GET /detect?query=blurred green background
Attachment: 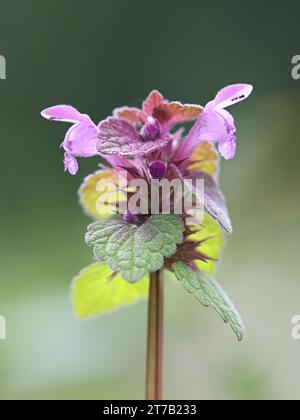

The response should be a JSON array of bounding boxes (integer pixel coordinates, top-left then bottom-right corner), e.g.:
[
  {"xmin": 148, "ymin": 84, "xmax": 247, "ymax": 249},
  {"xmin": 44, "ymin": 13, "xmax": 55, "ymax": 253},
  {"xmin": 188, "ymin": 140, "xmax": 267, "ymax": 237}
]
[{"xmin": 1, "ymin": 0, "xmax": 300, "ymax": 400}]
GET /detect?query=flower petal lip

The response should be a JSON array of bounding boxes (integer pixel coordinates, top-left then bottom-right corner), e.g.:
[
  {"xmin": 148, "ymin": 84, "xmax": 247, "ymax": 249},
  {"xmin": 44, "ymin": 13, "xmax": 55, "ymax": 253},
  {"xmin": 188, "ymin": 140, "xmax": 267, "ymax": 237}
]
[
  {"xmin": 64, "ymin": 153, "xmax": 79, "ymax": 175},
  {"xmin": 218, "ymin": 137, "xmax": 236, "ymax": 160},
  {"xmin": 63, "ymin": 122, "xmax": 99, "ymax": 157}
]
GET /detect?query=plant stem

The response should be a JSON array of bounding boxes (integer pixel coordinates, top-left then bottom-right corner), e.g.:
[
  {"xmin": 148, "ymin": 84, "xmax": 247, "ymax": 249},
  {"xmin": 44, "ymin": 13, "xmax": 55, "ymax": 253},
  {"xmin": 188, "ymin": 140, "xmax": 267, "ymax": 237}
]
[{"xmin": 145, "ymin": 270, "xmax": 164, "ymax": 400}]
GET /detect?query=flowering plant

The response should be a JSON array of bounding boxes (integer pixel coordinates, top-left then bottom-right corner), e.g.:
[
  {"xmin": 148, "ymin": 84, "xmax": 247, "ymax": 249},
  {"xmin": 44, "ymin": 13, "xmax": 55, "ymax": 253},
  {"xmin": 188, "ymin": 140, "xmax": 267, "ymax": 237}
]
[{"xmin": 42, "ymin": 84, "xmax": 253, "ymax": 399}]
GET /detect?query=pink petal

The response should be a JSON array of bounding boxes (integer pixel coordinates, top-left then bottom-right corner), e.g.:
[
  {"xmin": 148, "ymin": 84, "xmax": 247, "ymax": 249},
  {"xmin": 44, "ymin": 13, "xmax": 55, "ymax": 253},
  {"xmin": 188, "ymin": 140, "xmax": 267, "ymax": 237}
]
[
  {"xmin": 216, "ymin": 107, "xmax": 235, "ymax": 130},
  {"xmin": 64, "ymin": 153, "xmax": 78, "ymax": 175},
  {"xmin": 213, "ymin": 84, "xmax": 253, "ymax": 109},
  {"xmin": 102, "ymin": 154, "xmax": 131, "ymax": 168},
  {"xmin": 188, "ymin": 110, "xmax": 230, "ymax": 142},
  {"xmin": 171, "ymin": 127, "xmax": 185, "ymax": 148},
  {"xmin": 41, "ymin": 105, "xmax": 89, "ymax": 123},
  {"xmin": 174, "ymin": 109, "xmax": 231, "ymax": 161},
  {"xmin": 63, "ymin": 121, "xmax": 99, "ymax": 157},
  {"xmin": 142, "ymin": 90, "xmax": 165, "ymax": 115},
  {"xmin": 218, "ymin": 137, "xmax": 236, "ymax": 160}
]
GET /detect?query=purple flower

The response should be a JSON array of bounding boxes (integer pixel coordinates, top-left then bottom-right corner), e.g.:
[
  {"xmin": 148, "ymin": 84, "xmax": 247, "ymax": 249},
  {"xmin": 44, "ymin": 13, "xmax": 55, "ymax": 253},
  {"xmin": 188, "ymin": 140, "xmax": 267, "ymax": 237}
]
[
  {"xmin": 175, "ymin": 84, "xmax": 253, "ymax": 161},
  {"xmin": 41, "ymin": 105, "xmax": 99, "ymax": 175}
]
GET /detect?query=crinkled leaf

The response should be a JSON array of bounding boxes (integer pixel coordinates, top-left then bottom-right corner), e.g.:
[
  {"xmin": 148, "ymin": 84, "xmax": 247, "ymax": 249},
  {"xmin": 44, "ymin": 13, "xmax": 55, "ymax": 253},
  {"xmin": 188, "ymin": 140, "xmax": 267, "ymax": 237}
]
[
  {"xmin": 153, "ymin": 102, "xmax": 203, "ymax": 128},
  {"xmin": 172, "ymin": 262, "xmax": 245, "ymax": 341},
  {"xmin": 97, "ymin": 117, "xmax": 170, "ymax": 156},
  {"xmin": 86, "ymin": 214, "xmax": 184, "ymax": 283},
  {"xmin": 142, "ymin": 90, "xmax": 165, "ymax": 115},
  {"xmin": 187, "ymin": 215, "xmax": 224, "ymax": 273},
  {"xmin": 72, "ymin": 262, "xmax": 148, "ymax": 318},
  {"xmin": 142, "ymin": 90, "xmax": 202, "ymax": 128},
  {"xmin": 113, "ymin": 106, "xmax": 146, "ymax": 125},
  {"xmin": 97, "ymin": 117, "xmax": 139, "ymax": 154},
  {"xmin": 78, "ymin": 169, "xmax": 127, "ymax": 220}
]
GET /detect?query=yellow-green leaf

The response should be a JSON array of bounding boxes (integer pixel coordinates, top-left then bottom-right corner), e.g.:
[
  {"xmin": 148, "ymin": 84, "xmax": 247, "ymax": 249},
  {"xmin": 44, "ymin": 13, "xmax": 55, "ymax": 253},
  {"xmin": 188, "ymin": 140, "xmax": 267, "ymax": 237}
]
[
  {"xmin": 188, "ymin": 141, "xmax": 219, "ymax": 175},
  {"xmin": 78, "ymin": 169, "xmax": 126, "ymax": 220},
  {"xmin": 72, "ymin": 262, "xmax": 149, "ymax": 318},
  {"xmin": 187, "ymin": 215, "xmax": 223, "ymax": 273}
]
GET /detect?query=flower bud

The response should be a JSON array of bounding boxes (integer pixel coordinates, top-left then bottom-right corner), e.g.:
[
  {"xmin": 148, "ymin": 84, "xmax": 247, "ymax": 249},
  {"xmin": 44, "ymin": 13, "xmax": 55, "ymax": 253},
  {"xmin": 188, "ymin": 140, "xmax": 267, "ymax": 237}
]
[
  {"xmin": 140, "ymin": 117, "xmax": 160, "ymax": 141},
  {"xmin": 123, "ymin": 211, "xmax": 138, "ymax": 224},
  {"xmin": 149, "ymin": 160, "xmax": 167, "ymax": 179}
]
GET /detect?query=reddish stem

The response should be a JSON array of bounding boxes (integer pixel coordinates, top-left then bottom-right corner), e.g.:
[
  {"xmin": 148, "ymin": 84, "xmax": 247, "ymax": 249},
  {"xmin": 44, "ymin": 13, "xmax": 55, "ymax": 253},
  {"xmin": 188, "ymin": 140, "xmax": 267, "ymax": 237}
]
[{"xmin": 145, "ymin": 270, "xmax": 164, "ymax": 400}]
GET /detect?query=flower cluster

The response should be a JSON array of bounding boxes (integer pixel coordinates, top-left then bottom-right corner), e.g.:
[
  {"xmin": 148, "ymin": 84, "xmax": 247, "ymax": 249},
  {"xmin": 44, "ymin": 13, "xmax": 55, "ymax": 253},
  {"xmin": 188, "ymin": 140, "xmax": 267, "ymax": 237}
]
[{"xmin": 41, "ymin": 84, "xmax": 252, "ymax": 339}]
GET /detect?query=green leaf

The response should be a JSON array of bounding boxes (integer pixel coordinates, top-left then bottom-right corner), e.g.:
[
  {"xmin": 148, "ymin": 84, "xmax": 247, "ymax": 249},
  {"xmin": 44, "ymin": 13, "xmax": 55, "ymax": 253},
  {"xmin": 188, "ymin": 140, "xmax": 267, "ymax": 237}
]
[
  {"xmin": 71, "ymin": 262, "xmax": 149, "ymax": 318},
  {"xmin": 172, "ymin": 261, "xmax": 245, "ymax": 341},
  {"xmin": 85, "ymin": 214, "xmax": 184, "ymax": 283}
]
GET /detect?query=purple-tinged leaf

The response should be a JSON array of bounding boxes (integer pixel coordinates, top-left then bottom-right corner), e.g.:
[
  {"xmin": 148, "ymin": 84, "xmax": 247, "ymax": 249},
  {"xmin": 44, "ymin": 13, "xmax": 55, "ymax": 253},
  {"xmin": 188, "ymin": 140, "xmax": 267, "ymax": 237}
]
[
  {"xmin": 97, "ymin": 117, "xmax": 170, "ymax": 156},
  {"xmin": 112, "ymin": 106, "xmax": 146, "ymax": 125},
  {"xmin": 142, "ymin": 90, "xmax": 165, "ymax": 115}
]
